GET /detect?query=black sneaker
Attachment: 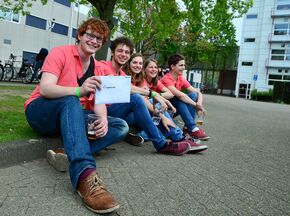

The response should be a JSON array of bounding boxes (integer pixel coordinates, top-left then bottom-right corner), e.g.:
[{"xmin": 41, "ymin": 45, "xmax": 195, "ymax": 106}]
[{"xmin": 124, "ymin": 133, "xmax": 144, "ymax": 146}]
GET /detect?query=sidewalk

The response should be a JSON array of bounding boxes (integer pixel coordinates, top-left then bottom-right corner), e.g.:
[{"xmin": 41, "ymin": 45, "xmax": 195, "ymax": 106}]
[{"xmin": 0, "ymin": 94, "xmax": 290, "ymax": 215}]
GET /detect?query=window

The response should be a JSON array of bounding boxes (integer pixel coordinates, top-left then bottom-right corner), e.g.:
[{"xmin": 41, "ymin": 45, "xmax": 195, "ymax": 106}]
[
  {"xmin": 278, "ymin": 69, "xmax": 283, "ymax": 73},
  {"xmin": 244, "ymin": 38, "xmax": 255, "ymax": 42},
  {"xmin": 271, "ymin": 49, "xmax": 285, "ymax": 60},
  {"xmin": 274, "ymin": 23, "xmax": 289, "ymax": 35},
  {"xmin": 242, "ymin": 62, "xmax": 253, "ymax": 66},
  {"xmin": 271, "ymin": 49, "xmax": 290, "ymax": 60},
  {"xmin": 72, "ymin": 28, "xmax": 77, "ymax": 38},
  {"xmin": 51, "ymin": 22, "xmax": 68, "ymax": 36},
  {"xmin": 26, "ymin": 15, "xmax": 46, "ymax": 30},
  {"xmin": 22, "ymin": 51, "xmax": 37, "ymax": 65},
  {"xmin": 277, "ymin": 0, "xmax": 290, "ymax": 10},
  {"xmin": 246, "ymin": 14, "xmax": 257, "ymax": 19},
  {"xmin": 0, "ymin": 7, "xmax": 20, "ymax": 23},
  {"xmin": 54, "ymin": 0, "xmax": 71, "ymax": 7},
  {"xmin": 284, "ymin": 75, "xmax": 290, "ymax": 80},
  {"xmin": 269, "ymin": 74, "xmax": 283, "ymax": 80},
  {"xmin": 268, "ymin": 80, "xmax": 274, "ymax": 85}
]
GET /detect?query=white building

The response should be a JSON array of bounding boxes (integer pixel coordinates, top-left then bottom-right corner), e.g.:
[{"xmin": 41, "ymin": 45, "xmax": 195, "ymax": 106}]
[
  {"xmin": 0, "ymin": 0, "xmax": 88, "ymax": 65},
  {"xmin": 235, "ymin": 0, "xmax": 290, "ymax": 99}
]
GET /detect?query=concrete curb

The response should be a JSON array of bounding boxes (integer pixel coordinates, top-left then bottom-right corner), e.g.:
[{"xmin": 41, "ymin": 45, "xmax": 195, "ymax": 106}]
[{"xmin": 0, "ymin": 136, "xmax": 62, "ymax": 168}]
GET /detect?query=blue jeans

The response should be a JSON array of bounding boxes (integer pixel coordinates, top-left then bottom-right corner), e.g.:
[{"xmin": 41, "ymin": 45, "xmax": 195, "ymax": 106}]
[
  {"xmin": 170, "ymin": 92, "xmax": 198, "ymax": 132},
  {"xmin": 25, "ymin": 96, "xmax": 128, "ymax": 189},
  {"xmin": 106, "ymin": 94, "xmax": 167, "ymax": 150},
  {"xmin": 139, "ymin": 102, "xmax": 184, "ymax": 142}
]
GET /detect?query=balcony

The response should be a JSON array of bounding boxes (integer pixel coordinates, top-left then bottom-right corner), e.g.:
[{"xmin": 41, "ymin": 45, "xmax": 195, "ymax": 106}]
[
  {"xmin": 271, "ymin": 8, "xmax": 290, "ymax": 18},
  {"xmin": 268, "ymin": 33, "xmax": 290, "ymax": 42},
  {"xmin": 265, "ymin": 58, "xmax": 290, "ymax": 68}
]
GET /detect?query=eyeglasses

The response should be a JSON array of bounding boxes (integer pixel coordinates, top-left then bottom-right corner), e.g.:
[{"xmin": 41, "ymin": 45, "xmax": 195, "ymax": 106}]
[{"xmin": 84, "ymin": 32, "xmax": 103, "ymax": 43}]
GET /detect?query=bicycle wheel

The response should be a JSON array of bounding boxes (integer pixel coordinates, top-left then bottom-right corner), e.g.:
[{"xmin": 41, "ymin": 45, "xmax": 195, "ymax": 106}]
[
  {"xmin": 3, "ymin": 66, "xmax": 14, "ymax": 81},
  {"xmin": 0, "ymin": 64, "xmax": 4, "ymax": 81},
  {"xmin": 23, "ymin": 67, "xmax": 33, "ymax": 83}
]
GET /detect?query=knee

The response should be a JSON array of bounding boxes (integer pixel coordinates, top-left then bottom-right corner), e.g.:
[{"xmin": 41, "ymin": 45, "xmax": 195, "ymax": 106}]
[
  {"xmin": 109, "ymin": 117, "xmax": 129, "ymax": 139},
  {"xmin": 62, "ymin": 96, "xmax": 81, "ymax": 107},
  {"xmin": 130, "ymin": 94, "xmax": 146, "ymax": 107},
  {"xmin": 188, "ymin": 92, "xmax": 198, "ymax": 101}
]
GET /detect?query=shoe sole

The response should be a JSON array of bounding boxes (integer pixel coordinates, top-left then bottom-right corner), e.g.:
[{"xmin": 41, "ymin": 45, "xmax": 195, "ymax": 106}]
[
  {"xmin": 77, "ymin": 190, "xmax": 120, "ymax": 214},
  {"xmin": 198, "ymin": 136, "xmax": 210, "ymax": 141},
  {"xmin": 124, "ymin": 133, "xmax": 144, "ymax": 146},
  {"xmin": 188, "ymin": 145, "xmax": 208, "ymax": 153},
  {"xmin": 46, "ymin": 150, "xmax": 68, "ymax": 172}
]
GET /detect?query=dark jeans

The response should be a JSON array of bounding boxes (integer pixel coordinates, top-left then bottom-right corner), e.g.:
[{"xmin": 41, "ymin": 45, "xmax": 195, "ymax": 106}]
[
  {"xmin": 170, "ymin": 92, "xmax": 198, "ymax": 132},
  {"xmin": 107, "ymin": 94, "xmax": 167, "ymax": 150},
  {"xmin": 25, "ymin": 96, "xmax": 128, "ymax": 188}
]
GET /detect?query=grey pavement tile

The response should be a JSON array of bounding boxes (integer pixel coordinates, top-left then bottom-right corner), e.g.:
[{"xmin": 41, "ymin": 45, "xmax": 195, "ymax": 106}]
[{"xmin": 0, "ymin": 196, "xmax": 30, "ymax": 216}]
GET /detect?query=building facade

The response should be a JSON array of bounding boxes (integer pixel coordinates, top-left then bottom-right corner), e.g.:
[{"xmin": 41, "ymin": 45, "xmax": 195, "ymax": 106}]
[
  {"xmin": 235, "ymin": 0, "xmax": 290, "ymax": 99},
  {"xmin": 0, "ymin": 0, "xmax": 87, "ymax": 65}
]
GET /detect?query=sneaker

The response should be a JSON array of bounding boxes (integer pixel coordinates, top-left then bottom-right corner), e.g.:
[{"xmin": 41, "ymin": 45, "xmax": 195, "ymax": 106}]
[
  {"xmin": 185, "ymin": 134, "xmax": 202, "ymax": 144},
  {"xmin": 188, "ymin": 129, "xmax": 210, "ymax": 141},
  {"xmin": 157, "ymin": 140, "xmax": 190, "ymax": 156},
  {"xmin": 184, "ymin": 139, "xmax": 208, "ymax": 153},
  {"xmin": 124, "ymin": 132, "xmax": 144, "ymax": 146},
  {"xmin": 46, "ymin": 149, "xmax": 68, "ymax": 172},
  {"xmin": 77, "ymin": 171, "xmax": 120, "ymax": 214}
]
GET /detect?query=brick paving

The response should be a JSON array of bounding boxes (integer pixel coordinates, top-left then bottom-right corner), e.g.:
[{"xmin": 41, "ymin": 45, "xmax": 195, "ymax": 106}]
[{"xmin": 0, "ymin": 94, "xmax": 289, "ymax": 216}]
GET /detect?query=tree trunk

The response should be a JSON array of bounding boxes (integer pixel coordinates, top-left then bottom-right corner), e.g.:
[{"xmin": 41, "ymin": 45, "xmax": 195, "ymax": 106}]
[{"xmin": 89, "ymin": 0, "xmax": 117, "ymax": 60}]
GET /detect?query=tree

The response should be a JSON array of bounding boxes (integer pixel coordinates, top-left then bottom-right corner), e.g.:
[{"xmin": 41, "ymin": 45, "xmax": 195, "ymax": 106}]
[{"xmin": 114, "ymin": 0, "xmax": 182, "ymax": 58}]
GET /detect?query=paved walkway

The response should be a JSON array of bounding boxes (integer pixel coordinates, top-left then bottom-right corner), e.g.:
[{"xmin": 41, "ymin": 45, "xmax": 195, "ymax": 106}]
[{"xmin": 0, "ymin": 95, "xmax": 289, "ymax": 216}]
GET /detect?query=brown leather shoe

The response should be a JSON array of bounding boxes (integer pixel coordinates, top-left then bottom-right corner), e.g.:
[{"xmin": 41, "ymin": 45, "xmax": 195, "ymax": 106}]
[{"xmin": 77, "ymin": 171, "xmax": 120, "ymax": 214}]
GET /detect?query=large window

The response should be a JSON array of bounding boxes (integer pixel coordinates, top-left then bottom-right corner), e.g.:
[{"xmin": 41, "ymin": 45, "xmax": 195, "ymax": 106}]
[
  {"xmin": 271, "ymin": 47, "xmax": 290, "ymax": 60},
  {"xmin": 51, "ymin": 22, "xmax": 69, "ymax": 36},
  {"xmin": 0, "ymin": 7, "xmax": 20, "ymax": 23},
  {"xmin": 26, "ymin": 15, "xmax": 46, "ymax": 30},
  {"xmin": 54, "ymin": 0, "xmax": 71, "ymax": 7},
  {"xmin": 22, "ymin": 51, "xmax": 37, "ymax": 65},
  {"xmin": 268, "ymin": 73, "xmax": 290, "ymax": 85},
  {"xmin": 274, "ymin": 23, "xmax": 289, "ymax": 35},
  {"xmin": 277, "ymin": 0, "xmax": 290, "ymax": 10}
]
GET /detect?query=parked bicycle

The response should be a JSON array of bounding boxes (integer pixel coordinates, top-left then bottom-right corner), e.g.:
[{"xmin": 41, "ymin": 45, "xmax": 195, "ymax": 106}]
[
  {"xmin": 0, "ymin": 60, "xmax": 4, "ymax": 81},
  {"xmin": 3, "ymin": 54, "xmax": 33, "ymax": 83}
]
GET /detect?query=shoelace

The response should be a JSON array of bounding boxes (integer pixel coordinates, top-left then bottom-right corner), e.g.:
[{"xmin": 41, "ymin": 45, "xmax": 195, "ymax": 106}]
[{"xmin": 88, "ymin": 175, "xmax": 105, "ymax": 195}]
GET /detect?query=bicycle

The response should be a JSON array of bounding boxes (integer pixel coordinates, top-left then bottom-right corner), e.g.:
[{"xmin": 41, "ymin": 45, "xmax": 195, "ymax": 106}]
[
  {"xmin": 0, "ymin": 60, "xmax": 4, "ymax": 81},
  {"xmin": 3, "ymin": 54, "xmax": 34, "ymax": 83}
]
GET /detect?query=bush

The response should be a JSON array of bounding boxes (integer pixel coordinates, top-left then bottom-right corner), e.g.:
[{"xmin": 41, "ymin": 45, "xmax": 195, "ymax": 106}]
[{"xmin": 251, "ymin": 89, "xmax": 273, "ymax": 102}]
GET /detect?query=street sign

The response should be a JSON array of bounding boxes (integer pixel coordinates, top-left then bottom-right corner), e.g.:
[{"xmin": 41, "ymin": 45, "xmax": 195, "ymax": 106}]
[{"xmin": 253, "ymin": 74, "xmax": 258, "ymax": 81}]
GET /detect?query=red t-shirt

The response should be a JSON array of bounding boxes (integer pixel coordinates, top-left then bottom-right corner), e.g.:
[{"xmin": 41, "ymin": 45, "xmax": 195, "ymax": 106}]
[
  {"xmin": 160, "ymin": 72, "xmax": 190, "ymax": 91},
  {"xmin": 24, "ymin": 45, "xmax": 105, "ymax": 110},
  {"xmin": 146, "ymin": 80, "xmax": 165, "ymax": 93},
  {"xmin": 97, "ymin": 61, "xmax": 127, "ymax": 76}
]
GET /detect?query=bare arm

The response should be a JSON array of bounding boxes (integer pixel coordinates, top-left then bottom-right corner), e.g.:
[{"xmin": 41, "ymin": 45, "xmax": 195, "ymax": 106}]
[
  {"xmin": 187, "ymin": 86, "xmax": 203, "ymax": 106},
  {"xmin": 167, "ymin": 85, "xmax": 197, "ymax": 107},
  {"xmin": 131, "ymin": 85, "xmax": 168, "ymax": 111},
  {"xmin": 92, "ymin": 104, "xmax": 108, "ymax": 138},
  {"xmin": 160, "ymin": 86, "xmax": 174, "ymax": 99},
  {"xmin": 40, "ymin": 72, "xmax": 102, "ymax": 98}
]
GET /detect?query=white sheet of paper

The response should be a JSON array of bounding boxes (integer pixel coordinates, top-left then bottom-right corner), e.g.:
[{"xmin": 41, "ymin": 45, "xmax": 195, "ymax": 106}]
[{"xmin": 94, "ymin": 76, "xmax": 131, "ymax": 104}]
